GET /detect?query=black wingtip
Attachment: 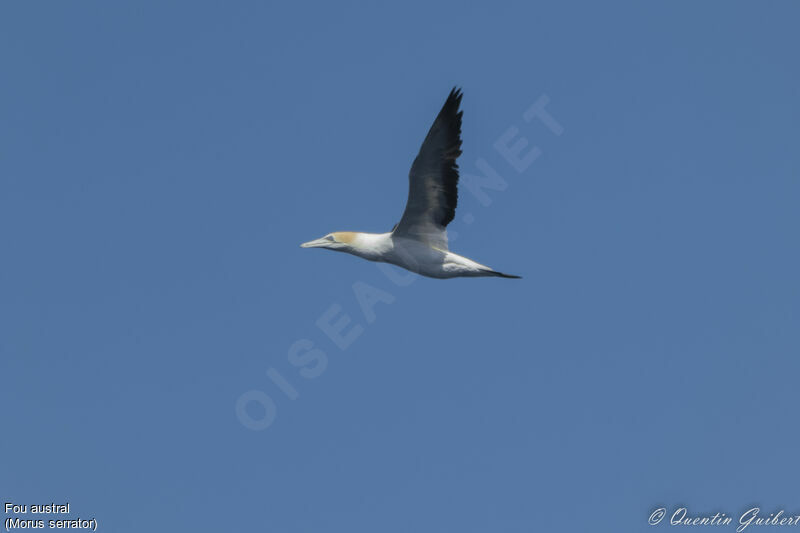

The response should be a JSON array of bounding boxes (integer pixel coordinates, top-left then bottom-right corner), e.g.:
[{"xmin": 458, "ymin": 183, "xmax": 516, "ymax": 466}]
[{"xmin": 448, "ymin": 86, "xmax": 463, "ymax": 104}]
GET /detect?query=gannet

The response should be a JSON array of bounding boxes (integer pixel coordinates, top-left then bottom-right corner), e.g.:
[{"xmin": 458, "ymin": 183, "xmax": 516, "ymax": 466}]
[{"xmin": 301, "ymin": 88, "xmax": 521, "ymax": 279}]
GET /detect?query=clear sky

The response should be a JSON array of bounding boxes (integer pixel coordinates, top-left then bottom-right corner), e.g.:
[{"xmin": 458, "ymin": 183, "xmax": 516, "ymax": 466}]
[{"xmin": 1, "ymin": 1, "xmax": 798, "ymax": 532}]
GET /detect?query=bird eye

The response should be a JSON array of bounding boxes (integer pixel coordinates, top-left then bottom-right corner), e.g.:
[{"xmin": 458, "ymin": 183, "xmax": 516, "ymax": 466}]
[{"xmin": 326, "ymin": 235, "xmax": 336, "ymax": 241}]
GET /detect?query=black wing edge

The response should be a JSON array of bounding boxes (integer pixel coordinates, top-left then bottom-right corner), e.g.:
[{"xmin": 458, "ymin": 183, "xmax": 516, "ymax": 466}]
[
  {"xmin": 433, "ymin": 87, "xmax": 463, "ymax": 228},
  {"xmin": 405, "ymin": 87, "xmax": 463, "ymax": 230}
]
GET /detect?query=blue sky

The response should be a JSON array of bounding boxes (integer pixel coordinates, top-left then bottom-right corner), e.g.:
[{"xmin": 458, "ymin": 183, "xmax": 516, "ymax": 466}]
[{"xmin": 1, "ymin": 1, "xmax": 798, "ymax": 531}]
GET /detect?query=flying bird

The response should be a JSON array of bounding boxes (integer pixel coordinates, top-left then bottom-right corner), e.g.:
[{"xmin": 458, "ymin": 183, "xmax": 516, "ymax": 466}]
[{"xmin": 301, "ymin": 88, "xmax": 520, "ymax": 279}]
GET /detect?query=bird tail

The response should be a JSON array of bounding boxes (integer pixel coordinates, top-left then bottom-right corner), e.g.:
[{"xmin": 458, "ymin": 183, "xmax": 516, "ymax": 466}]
[{"xmin": 481, "ymin": 269, "xmax": 522, "ymax": 279}]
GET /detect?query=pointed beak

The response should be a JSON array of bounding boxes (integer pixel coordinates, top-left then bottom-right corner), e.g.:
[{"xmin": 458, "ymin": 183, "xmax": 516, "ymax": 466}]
[{"xmin": 300, "ymin": 237, "xmax": 328, "ymax": 248}]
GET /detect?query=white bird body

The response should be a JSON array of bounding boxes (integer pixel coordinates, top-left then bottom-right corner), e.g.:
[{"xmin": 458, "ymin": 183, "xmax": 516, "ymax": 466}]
[
  {"xmin": 301, "ymin": 88, "xmax": 520, "ymax": 280},
  {"xmin": 301, "ymin": 231, "xmax": 505, "ymax": 279}
]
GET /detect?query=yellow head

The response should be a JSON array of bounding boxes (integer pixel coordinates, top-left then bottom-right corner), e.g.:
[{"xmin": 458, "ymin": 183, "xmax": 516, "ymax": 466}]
[{"xmin": 300, "ymin": 232, "xmax": 357, "ymax": 250}]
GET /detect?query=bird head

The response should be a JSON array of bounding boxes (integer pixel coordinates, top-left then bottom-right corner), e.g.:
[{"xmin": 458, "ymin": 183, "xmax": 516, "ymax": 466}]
[{"xmin": 300, "ymin": 231, "xmax": 357, "ymax": 251}]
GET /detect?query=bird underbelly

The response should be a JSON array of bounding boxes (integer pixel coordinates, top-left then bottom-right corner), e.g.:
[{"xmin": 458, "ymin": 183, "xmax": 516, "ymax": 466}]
[
  {"xmin": 383, "ymin": 240, "xmax": 486, "ymax": 279},
  {"xmin": 380, "ymin": 240, "xmax": 444, "ymax": 278}
]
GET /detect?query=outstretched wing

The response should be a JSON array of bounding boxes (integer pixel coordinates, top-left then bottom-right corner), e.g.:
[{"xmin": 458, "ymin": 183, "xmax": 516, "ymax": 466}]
[{"xmin": 392, "ymin": 88, "xmax": 463, "ymax": 250}]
